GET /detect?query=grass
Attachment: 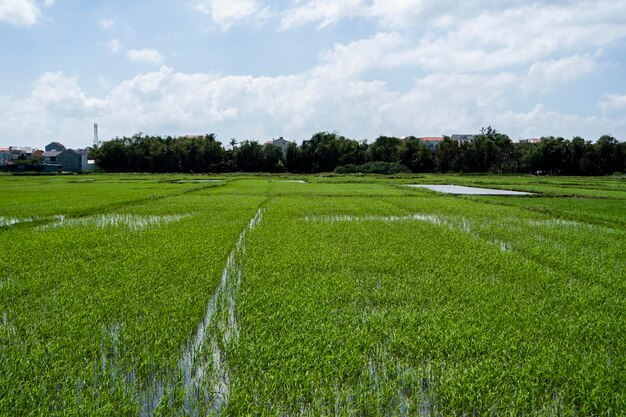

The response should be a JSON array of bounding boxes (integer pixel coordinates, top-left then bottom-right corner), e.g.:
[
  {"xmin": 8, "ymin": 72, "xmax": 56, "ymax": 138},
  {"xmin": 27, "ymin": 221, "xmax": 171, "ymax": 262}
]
[{"xmin": 1, "ymin": 174, "xmax": 625, "ymax": 415}]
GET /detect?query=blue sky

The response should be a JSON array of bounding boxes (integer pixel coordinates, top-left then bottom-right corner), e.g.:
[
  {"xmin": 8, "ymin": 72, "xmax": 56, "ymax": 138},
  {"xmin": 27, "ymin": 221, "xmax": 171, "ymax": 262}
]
[{"xmin": 1, "ymin": 0, "xmax": 625, "ymax": 149}]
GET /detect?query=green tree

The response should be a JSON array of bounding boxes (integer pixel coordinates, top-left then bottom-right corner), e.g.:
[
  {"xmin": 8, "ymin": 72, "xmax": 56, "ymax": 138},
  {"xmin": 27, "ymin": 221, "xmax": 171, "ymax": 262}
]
[
  {"xmin": 263, "ymin": 145, "xmax": 285, "ymax": 173},
  {"xmin": 595, "ymin": 135, "xmax": 623, "ymax": 175},
  {"xmin": 367, "ymin": 136, "xmax": 401, "ymax": 163},
  {"xmin": 435, "ymin": 137, "xmax": 461, "ymax": 172},
  {"xmin": 234, "ymin": 141, "xmax": 264, "ymax": 172},
  {"xmin": 397, "ymin": 137, "xmax": 434, "ymax": 172}
]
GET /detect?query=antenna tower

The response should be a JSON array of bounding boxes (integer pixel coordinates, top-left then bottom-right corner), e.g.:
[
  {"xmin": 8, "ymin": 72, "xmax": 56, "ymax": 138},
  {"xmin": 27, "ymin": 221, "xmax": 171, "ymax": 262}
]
[{"xmin": 94, "ymin": 123, "xmax": 100, "ymax": 147}]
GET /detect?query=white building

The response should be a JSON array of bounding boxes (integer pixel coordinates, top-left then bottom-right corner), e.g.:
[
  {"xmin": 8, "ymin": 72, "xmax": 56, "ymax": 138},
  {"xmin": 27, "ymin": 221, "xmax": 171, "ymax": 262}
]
[{"xmin": 264, "ymin": 137, "xmax": 291, "ymax": 156}]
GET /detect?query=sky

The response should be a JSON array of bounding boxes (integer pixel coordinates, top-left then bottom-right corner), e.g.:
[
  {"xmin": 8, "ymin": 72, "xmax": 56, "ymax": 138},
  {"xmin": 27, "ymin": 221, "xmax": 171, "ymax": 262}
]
[{"xmin": 1, "ymin": 0, "xmax": 625, "ymax": 149}]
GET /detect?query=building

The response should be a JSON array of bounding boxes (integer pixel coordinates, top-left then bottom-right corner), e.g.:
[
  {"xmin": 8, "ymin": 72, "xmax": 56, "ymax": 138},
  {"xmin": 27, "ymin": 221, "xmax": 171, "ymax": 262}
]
[
  {"xmin": 418, "ymin": 137, "xmax": 445, "ymax": 150},
  {"xmin": 43, "ymin": 164, "xmax": 62, "ymax": 173},
  {"xmin": 0, "ymin": 142, "xmax": 96, "ymax": 172},
  {"xmin": 399, "ymin": 136, "xmax": 445, "ymax": 150},
  {"xmin": 7, "ymin": 146, "xmax": 33, "ymax": 160},
  {"xmin": 45, "ymin": 142, "xmax": 66, "ymax": 152},
  {"xmin": 32, "ymin": 149, "xmax": 44, "ymax": 160},
  {"xmin": 44, "ymin": 151, "xmax": 62, "ymax": 164},
  {"xmin": 264, "ymin": 137, "xmax": 291, "ymax": 156},
  {"xmin": 451, "ymin": 134, "xmax": 475, "ymax": 144},
  {"xmin": 43, "ymin": 148, "xmax": 95, "ymax": 172},
  {"xmin": 57, "ymin": 149, "xmax": 90, "ymax": 173},
  {"xmin": 0, "ymin": 147, "xmax": 10, "ymax": 165},
  {"xmin": 520, "ymin": 138, "xmax": 542, "ymax": 144}
]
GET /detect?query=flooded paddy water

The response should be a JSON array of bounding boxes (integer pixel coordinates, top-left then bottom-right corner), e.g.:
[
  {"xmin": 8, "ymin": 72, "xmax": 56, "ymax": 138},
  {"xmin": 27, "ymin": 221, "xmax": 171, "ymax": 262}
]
[
  {"xmin": 407, "ymin": 184, "xmax": 533, "ymax": 195},
  {"xmin": 0, "ymin": 216, "xmax": 33, "ymax": 227},
  {"xmin": 173, "ymin": 179, "xmax": 222, "ymax": 183},
  {"xmin": 38, "ymin": 214, "xmax": 190, "ymax": 231}
]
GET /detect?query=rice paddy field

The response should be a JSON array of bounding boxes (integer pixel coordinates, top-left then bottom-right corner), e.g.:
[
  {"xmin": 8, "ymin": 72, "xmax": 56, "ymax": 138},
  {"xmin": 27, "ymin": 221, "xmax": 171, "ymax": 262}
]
[{"xmin": 1, "ymin": 173, "xmax": 625, "ymax": 416}]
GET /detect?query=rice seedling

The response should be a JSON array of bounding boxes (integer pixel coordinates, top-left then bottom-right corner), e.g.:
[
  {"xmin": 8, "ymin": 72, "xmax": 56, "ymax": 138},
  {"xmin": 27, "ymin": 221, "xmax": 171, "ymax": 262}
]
[{"xmin": 1, "ymin": 174, "xmax": 625, "ymax": 415}]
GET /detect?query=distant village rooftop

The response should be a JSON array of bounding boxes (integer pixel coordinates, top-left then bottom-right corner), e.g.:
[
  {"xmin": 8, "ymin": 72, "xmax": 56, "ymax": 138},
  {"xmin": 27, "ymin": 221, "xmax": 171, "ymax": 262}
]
[{"xmin": 264, "ymin": 137, "xmax": 291, "ymax": 155}]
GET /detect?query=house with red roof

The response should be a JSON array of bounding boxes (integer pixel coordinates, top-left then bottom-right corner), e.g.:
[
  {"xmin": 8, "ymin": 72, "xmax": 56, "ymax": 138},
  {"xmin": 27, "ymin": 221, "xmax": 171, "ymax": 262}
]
[{"xmin": 418, "ymin": 137, "xmax": 445, "ymax": 150}]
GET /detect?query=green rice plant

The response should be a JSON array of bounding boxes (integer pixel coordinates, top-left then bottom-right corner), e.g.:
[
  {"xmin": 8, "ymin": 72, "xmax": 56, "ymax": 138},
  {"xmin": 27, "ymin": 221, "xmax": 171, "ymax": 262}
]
[
  {"xmin": 227, "ymin": 188, "xmax": 626, "ymax": 415},
  {"xmin": 1, "ymin": 174, "xmax": 625, "ymax": 415},
  {"xmin": 0, "ymin": 182, "xmax": 265, "ymax": 414}
]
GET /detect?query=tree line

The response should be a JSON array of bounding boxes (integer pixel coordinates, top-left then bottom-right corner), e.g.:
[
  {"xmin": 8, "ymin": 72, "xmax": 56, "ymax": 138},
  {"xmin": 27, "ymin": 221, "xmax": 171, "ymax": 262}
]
[{"xmin": 91, "ymin": 128, "xmax": 626, "ymax": 175}]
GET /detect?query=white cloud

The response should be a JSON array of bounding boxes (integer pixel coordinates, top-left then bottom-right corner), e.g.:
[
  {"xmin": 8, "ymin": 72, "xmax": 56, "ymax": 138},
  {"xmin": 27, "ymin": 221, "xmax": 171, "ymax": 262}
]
[
  {"xmin": 106, "ymin": 39, "xmax": 122, "ymax": 54},
  {"xmin": 95, "ymin": 64, "xmax": 617, "ymax": 142},
  {"xmin": 1, "ymin": 60, "xmax": 623, "ymax": 150},
  {"xmin": 99, "ymin": 18, "xmax": 115, "ymax": 29},
  {"xmin": 492, "ymin": 104, "xmax": 618, "ymax": 140},
  {"xmin": 126, "ymin": 49, "xmax": 164, "ymax": 65},
  {"xmin": 524, "ymin": 55, "xmax": 595, "ymax": 92},
  {"xmin": 385, "ymin": 2, "xmax": 626, "ymax": 72},
  {"xmin": 599, "ymin": 94, "xmax": 626, "ymax": 112},
  {"xmin": 43, "ymin": 0, "xmax": 53, "ymax": 6},
  {"xmin": 3, "ymin": 0, "xmax": 626, "ymax": 148},
  {"xmin": 280, "ymin": 0, "xmax": 365, "ymax": 30},
  {"xmin": 195, "ymin": 0, "xmax": 266, "ymax": 30},
  {"xmin": 315, "ymin": 32, "xmax": 406, "ymax": 77},
  {"xmin": 0, "ymin": 0, "xmax": 40, "ymax": 26},
  {"xmin": 279, "ymin": 0, "xmax": 626, "ymax": 34},
  {"xmin": 30, "ymin": 72, "xmax": 105, "ymax": 117},
  {"xmin": 0, "ymin": 72, "xmax": 104, "ymax": 143},
  {"xmin": 368, "ymin": 0, "xmax": 424, "ymax": 27},
  {"xmin": 276, "ymin": 1, "xmax": 626, "ymax": 77}
]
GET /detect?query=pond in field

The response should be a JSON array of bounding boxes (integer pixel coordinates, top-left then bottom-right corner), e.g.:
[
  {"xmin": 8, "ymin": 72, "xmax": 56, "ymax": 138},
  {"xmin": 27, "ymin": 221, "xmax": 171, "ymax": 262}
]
[
  {"xmin": 174, "ymin": 179, "xmax": 222, "ymax": 183},
  {"xmin": 407, "ymin": 184, "xmax": 533, "ymax": 196}
]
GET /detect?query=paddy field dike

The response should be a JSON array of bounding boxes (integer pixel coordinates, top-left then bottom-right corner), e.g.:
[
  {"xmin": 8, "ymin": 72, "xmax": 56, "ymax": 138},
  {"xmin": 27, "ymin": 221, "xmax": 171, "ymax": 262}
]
[{"xmin": 1, "ymin": 174, "xmax": 625, "ymax": 416}]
